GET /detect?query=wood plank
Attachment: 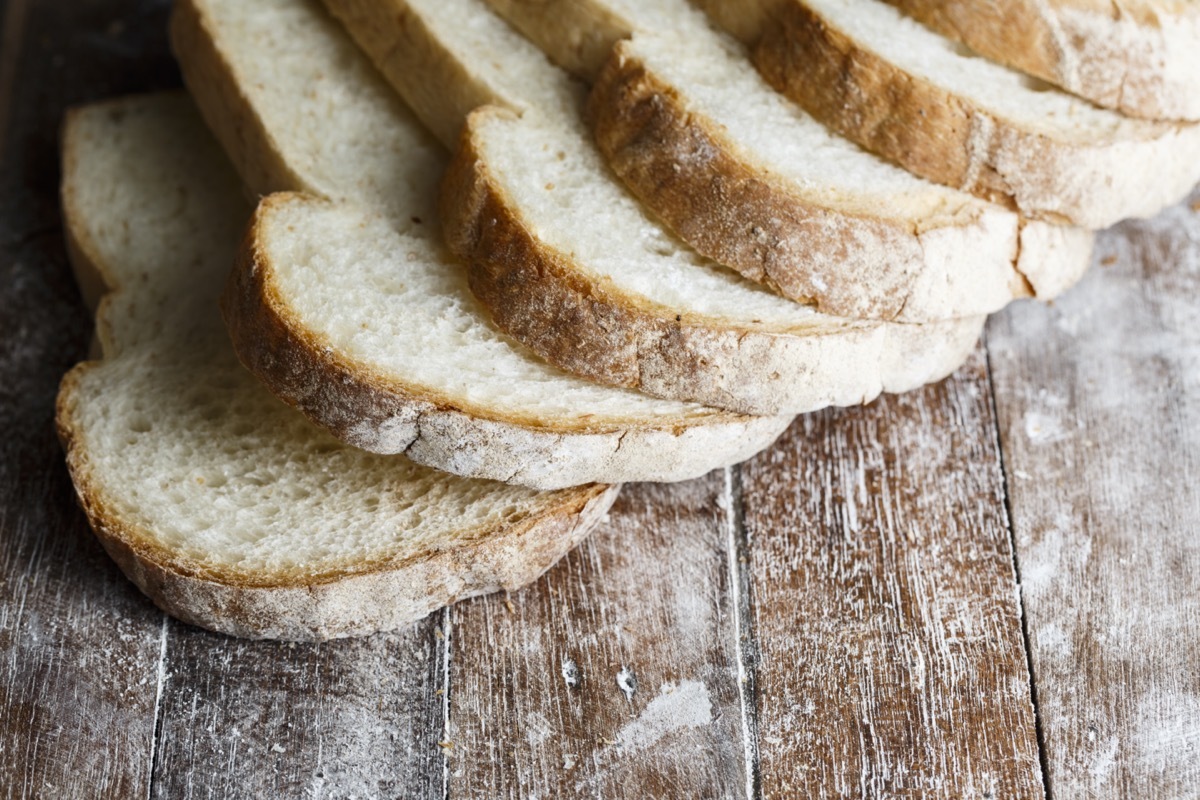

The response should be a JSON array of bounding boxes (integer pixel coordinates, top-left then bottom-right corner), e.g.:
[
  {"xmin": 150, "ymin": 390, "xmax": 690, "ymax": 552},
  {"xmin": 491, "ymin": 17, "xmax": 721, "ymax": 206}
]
[
  {"xmin": 445, "ymin": 475, "xmax": 753, "ymax": 799},
  {"xmin": 987, "ymin": 191, "xmax": 1200, "ymax": 798},
  {"xmin": 0, "ymin": 2, "xmax": 179, "ymax": 798},
  {"xmin": 739, "ymin": 350, "xmax": 1044, "ymax": 799},
  {"xmin": 149, "ymin": 622, "xmax": 443, "ymax": 799}
]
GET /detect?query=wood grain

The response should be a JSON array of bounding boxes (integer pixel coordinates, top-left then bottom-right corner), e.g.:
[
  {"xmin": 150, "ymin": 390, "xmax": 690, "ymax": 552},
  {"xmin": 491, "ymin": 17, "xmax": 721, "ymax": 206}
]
[
  {"xmin": 739, "ymin": 350, "xmax": 1044, "ymax": 799},
  {"xmin": 445, "ymin": 475, "xmax": 753, "ymax": 799},
  {"xmin": 150, "ymin": 621, "xmax": 443, "ymax": 799},
  {"xmin": 988, "ymin": 189, "xmax": 1200, "ymax": 798},
  {"xmin": 0, "ymin": 2, "xmax": 177, "ymax": 798}
]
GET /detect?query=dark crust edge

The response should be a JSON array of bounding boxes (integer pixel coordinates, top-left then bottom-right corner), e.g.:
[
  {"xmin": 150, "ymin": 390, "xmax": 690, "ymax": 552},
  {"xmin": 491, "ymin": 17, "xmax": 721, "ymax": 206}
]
[
  {"xmin": 590, "ymin": 40, "xmax": 947, "ymax": 320},
  {"xmin": 880, "ymin": 0, "xmax": 1200, "ymax": 121},
  {"xmin": 755, "ymin": 0, "xmax": 1016, "ymax": 205}
]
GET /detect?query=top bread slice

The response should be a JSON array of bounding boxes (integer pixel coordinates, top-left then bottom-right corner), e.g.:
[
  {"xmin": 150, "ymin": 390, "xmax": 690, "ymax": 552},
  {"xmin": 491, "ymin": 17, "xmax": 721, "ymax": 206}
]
[
  {"xmin": 323, "ymin": 0, "xmax": 986, "ymax": 416},
  {"xmin": 735, "ymin": 0, "xmax": 1200, "ymax": 229},
  {"xmin": 479, "ymin": 0, "xmax": 1093, "ymax": 322},
  {"xmin": 170, "ymin": 0, "xmax": 791, "ymax": 491},
  {"xmin": 57, "ymin": 92, "xmax": 620, "ymax": 641},
  {"xmin": 880, "ymin": 0, "xmax": 1200, "ymax": 122}
]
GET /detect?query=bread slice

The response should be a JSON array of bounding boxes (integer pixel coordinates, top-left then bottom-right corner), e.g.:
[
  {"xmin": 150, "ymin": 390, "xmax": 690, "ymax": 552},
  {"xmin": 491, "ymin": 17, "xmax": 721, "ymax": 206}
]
[
  {"xmin": 320, "ymin": 0, "xmax": 985, "ymax": 415},
  {"xmin": 57, "ymin": 92, "xmax": 620, "ymax": 641},
  {"xmin": 880, "ymin": 0, "xmax": 1200, "ymax": 122},
  {"xmin": 479, "ymin": 0, "xmax": 1093, "ymax": 322},
  {"xmin": 739, "ymin": 0, "xmax": 1200, "ymax": 229},
  {"xmin": 170, "ymin": 0, "xmax": 790, "ymax": 490}
]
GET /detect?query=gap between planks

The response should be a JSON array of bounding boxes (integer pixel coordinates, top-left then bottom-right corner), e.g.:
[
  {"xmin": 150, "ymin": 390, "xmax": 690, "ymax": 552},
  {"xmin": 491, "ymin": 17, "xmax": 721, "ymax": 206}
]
[
  {"xmin": 983, "ymin": 330, "xmax": 1054, "ymax": 800},
  {"xmin": 723, "ymin": 465, "xmax": 762, "ymax": 800}
]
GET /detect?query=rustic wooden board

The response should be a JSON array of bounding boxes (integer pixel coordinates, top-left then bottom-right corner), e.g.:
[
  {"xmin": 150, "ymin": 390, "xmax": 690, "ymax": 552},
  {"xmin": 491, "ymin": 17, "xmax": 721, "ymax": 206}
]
[
  {"xmin": 988, "ymin": 191, "xmax": 1200, "ymax": 799},
  {"xmin": 150, "ymin": 621, "xmax": 443, "ymax": 799},
  {"xmin": 739, "ymin": 349, "xmax": 1044, "ymax": 799},
  {"xmin": 0, "ymin": 2, "xmax": 177, "ymax": 798},
  {"xmin": 445, "ymin": 475, "xmax": 754, "ymax": 799}
]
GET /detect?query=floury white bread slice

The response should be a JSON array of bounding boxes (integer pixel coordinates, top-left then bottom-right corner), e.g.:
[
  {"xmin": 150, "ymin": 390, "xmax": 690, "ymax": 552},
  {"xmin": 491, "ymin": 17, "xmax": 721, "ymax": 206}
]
[
  {"xmin": 57, "ymin": 93, "xmax": 619, "ymax": 641},
  {"xmin": 170, "ymin": 0, "xmax": 791, "ymax": 490},
  {"xmin": 442, "ymin": 106, "xmax": 984, "ymax": 415},
  {"xmin": 322, "ymin": 0, "xmax": 985, "ymax": 415},
  {"xmin": 880, "ymin": 0, "xmax": 1200, "ymax": 122},
  {"xmin": 743, "ymin": 0, "xmax": 1200, "ymax": 229},
  {"xmin": 481, "ymin": 0, "xmax": 1093, "ymax": 322}
]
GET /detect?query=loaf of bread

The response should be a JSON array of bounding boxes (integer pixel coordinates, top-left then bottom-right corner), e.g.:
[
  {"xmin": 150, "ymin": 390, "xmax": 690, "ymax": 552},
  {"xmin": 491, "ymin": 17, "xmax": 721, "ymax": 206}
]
[
  {"xmin": 321, "ymin": 0, "xmax": 986, "ymax": 417},
  {"xmin": 58, "ymin": 0, "xmax": 1196, "ymax": 640},
  {"xmin": 57, "ymin": 93, "xmax": 619, "ymax": 640},
  {"xmin": 171, "ymin": 0, "xmax": 791, "ymax": 490},
  {"xmin": 479, "ymin": 0, "xmax": 1092, "ymax": 321}
]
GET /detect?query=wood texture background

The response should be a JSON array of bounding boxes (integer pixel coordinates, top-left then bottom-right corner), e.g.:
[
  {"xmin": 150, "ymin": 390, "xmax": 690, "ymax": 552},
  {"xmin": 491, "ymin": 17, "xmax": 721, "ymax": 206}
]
[{"xmin": 1, "ymin": 1, "xmax": 1197, "ymax": 798}]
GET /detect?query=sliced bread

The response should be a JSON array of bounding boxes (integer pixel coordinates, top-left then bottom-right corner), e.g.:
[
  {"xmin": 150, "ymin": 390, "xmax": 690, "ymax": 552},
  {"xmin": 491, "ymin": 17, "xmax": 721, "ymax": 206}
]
[
  {"xmin": 480, "ymin": 0, "xmax": 1093, "ymax": 322},
  {"xmin": 880, "ymin": 0, "xmax": 1200, "ymax": 122},
  {"xmin": 171, "ymin": 0, "xmax": 791, "ymax": 490},
  {"xmin": 740, "ymin": 0, "xmax": 1200, "ymax": 229},
  {"xmin": 57, "ymin": 92, "xmax": 619, "ymax": 641},
  {"xmin": 322, "ymin": 0, "xmax": 986, "ymax": 415}
]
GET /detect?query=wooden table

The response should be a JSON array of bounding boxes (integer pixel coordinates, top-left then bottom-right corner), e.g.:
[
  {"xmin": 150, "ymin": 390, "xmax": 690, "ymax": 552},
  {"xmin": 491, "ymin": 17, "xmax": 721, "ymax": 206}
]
[{"xmin": 2, "ymin": 2, "xmax": 1197, "ymax": 797}]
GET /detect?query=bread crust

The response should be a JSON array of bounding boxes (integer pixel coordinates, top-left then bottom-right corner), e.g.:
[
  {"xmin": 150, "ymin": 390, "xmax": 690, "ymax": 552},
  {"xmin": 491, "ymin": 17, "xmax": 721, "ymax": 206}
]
[
  {"xmin": 57, "ymin": 369, "xmax": 619, "ymax": 640},
  {"xmin": 881, "ymin": 0, "xmax": 1200, "ymax": 122},
  {"xmin": 442, "ymin": 107, "xmax": 984, "ymax": 416},
  {"xmin": 589, "ymin": 40, "xmax": 1054, "ymax": 322},
  {"xmin": 223, "ymin": 194, "xmax": 791, "ymax": 489},
  {"xmin": 755, "ymin": 0, "xmax": 1200, "ymax": 229}
]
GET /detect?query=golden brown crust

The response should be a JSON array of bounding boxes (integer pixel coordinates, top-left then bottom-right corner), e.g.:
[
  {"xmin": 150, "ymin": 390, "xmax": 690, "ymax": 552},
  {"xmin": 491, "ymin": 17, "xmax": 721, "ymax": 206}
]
[
  {"xmin": 592, "ymin": 41, "xmax": 944, "ymax": 320},
  {"xmin": 881, "ymin": 0, "xmax": 1200, "ymax": 121},
  {"xmin": 757, "ymin": 2, "xmax": 993, "ymax": 203},
  {"xmin": 754, "ymin": 0, "xmax": 1200, "ymax": 228},
  {"xmin": 441, "ymin": 107, "xmax": 981, "ymax": 415}
]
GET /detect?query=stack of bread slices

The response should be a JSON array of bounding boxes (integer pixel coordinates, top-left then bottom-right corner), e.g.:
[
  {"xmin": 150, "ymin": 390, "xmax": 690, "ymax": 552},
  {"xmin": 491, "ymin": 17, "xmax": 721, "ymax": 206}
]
[{"xmin": 57, "ymin": 0, "xmax": 1200, "ymax": 639}]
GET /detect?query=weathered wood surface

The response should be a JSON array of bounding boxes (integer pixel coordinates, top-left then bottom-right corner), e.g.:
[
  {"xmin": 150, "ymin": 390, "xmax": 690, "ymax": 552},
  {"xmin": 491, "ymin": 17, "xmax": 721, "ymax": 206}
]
[
  {"xmin": 0, "ymin": 2, "xmax": 175, "ymax": 798},
  {"xmin": 150, "ymin": 621, "xmax": 443, "ymax": 799},
  {"xmin": 988, "ymin": 190, "xmax": 1200, "ymax": 799},
  {"xmin": 739, "ymin": 349, "xmax": 1044, "ymax": 799},
  {"xmin": 446, "ymin": 475, "xmax": 753, "ymax": 799}
]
